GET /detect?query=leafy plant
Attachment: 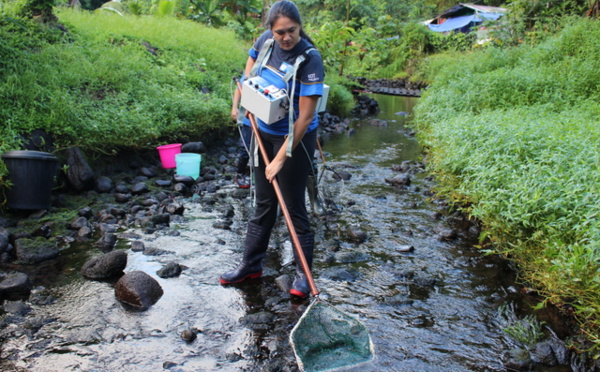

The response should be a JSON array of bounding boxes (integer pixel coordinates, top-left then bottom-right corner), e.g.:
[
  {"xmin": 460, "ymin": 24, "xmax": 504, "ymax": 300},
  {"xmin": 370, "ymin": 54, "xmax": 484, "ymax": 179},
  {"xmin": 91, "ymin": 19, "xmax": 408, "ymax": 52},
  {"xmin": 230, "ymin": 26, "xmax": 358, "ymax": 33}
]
[
  {"xmin": 411, "ymin": 18, "xmax": 600, "ymax": 354},
  {"xmin": 498, "ymin": 303, "xmax": 546, "ymax": 347}
]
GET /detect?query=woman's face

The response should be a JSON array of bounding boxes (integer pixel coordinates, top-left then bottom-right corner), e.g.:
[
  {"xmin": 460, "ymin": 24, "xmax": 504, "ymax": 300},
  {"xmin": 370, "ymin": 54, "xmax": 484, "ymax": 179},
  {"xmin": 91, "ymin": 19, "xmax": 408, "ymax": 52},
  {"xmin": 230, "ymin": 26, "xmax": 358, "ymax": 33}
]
[{"xmin": 271, "ymin": 16, "xmax": 301, "ymax": 51}]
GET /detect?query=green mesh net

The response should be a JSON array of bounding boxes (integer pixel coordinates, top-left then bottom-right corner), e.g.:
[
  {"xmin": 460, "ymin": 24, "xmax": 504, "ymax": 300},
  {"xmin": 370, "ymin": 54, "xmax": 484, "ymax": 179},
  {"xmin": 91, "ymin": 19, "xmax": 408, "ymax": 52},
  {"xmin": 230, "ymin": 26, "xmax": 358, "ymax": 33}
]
[{"xmin": 290, "ymin": 300, "xmax": 374, "ymax": 372}]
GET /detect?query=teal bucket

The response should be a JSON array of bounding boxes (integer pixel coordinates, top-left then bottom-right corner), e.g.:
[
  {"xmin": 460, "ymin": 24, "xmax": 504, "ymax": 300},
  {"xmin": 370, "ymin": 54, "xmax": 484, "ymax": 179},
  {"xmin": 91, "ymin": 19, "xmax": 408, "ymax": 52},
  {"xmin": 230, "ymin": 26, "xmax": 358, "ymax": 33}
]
[{"xmin": 176, "ymin": 153, "xmax": 201, "ymax": 180}]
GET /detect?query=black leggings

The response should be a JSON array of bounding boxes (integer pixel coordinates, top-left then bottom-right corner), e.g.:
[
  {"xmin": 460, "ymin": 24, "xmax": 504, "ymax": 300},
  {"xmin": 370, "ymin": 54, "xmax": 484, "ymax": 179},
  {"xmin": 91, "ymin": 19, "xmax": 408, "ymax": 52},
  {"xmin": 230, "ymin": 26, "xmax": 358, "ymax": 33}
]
[{"xmin": 250, "ymin": 129, "xmax": 317, "ymax": 236}]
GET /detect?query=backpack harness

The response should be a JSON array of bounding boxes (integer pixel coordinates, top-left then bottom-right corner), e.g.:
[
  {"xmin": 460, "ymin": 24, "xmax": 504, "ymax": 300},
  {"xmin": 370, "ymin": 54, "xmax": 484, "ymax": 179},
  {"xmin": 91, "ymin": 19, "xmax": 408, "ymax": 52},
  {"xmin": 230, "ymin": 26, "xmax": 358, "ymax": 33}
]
[{"xmin": 247, "ymin": 38, "xmax": 317, "ymax": 158}]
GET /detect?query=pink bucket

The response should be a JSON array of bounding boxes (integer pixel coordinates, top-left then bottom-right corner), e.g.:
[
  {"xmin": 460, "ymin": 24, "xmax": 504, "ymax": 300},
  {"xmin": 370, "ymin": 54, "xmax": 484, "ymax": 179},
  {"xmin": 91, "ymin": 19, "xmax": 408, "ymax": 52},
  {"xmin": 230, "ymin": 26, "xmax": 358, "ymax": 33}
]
[{"xmin": 156, "ymin": 143, "xmax": 182, "ymax": 169}]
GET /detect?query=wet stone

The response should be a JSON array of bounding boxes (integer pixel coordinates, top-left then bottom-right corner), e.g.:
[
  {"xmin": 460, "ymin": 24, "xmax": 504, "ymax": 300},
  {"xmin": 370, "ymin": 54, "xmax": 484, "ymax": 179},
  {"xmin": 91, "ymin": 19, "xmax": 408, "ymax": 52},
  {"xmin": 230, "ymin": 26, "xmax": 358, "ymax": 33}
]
[
  {"xmin": 383, "ymin": 294, "xmax": 413, "ymax": 307},
  {"xmin": 321, "ymin": 267, "xmax": 360, "ymax": 282},
  {"xmin": 530, "ymin": 339, "xmax": 565, "ymax": 366},
  {"xmin": 114, "ymin": 270, "xmax": 163, "ymax": 311},
  {"xmin": 93, "ymin": 233, "xmax": 117, "ymax": 253},
  {"xmin": 95, "ymin": 176, "xmax": 113, "ymax": 193},
  {"xmin": 115, "ymin": 193, "xmax": 131, "ymax": 203},
  {"xmin": 99, "ymin": 223, "xmax": 118, "ymax": 234},
  {"xmin": 345, "ymin": 228, "xmax": 367, "ymax": 244},
  {"xmin": 504, "ymin": 348, "xmax": 532, "ymax": 371},
  {"xmin": 173, "ymin": 183, "xmax": 187, "ymax": 193},
  {"xmin": 164, "ymin": 230, "xmax": 181, "ymax": 237},
  {"xmin": 181, "ymin": 142, "xmax": 206, "ymax": 153},
  {"xmin": 70, "ymin": 216, "xmax": 91, "ymax": 230},
  {"xmin": 397, "ymin": 245, "xmax": 415, "ymax": 253},
  {"xmin": 142, "ymin": 198, "xmax": 158, "ymax": 207},
  {"xmin": 165, "ymin": 203, "xmax": 185, "ymax": 215},
  {"xmin": 334, "ymin": 251, "xmax": 370, "ymax": 263},
  {"xmin": 131, "ymin": 182, "xmax": 149, "ymax": 194},
  {"xmin": 140, "ymin": 167, "xmax": 157, "ymax": 177},
  {"xmin": 163, "ymin": 361, "xmax": 178, "ymax": 369},
  {"xmin": 155, "ymin": 191, "xmax": 169, "ymax": 201},
  {"xmin": 368, "ymin": 118, "xmax": 388, "ymax": 127},
  {"xmin": 332, "ymin": 170, "xmax": 352, "ymax": 181},
  {"xmin": 14, "ymin": 237, "xmax": 59, "ymax": 264},
  {"xmin": 385, "ymin": 173, "xmax": 411, "ymax": 186},
  {"xmin": 173, "ymin": 175, "xmax": 194, "ymax": 186},
  {"xmin": 130, "ymin": 240, "xmax": 145, "ymax": 252},
  {"xmin": 4, "ymin": 301, "xmax": 32, "ymax": 316},
  {"xmin": 76, "ymin": 227, "xmax": 92, "ymax": 239},
  {"xmin": 213, "ymin": 219, "xmax": 232, "ymax": 230},
  {"xmin": 435, "ymin": 226, "xmax": 458, "ymax": 241},
  {"xmin": 180, "ymin": 328, "xmax": 198, "ymax": 343},
  {"xmin": 115, "ymin": 183, "xmax": 130, "ymax": 193},
  {"xmin": 157, "ymin": 262, "xmax": 182, "ymax": 278},
  {"xmin": 205, "ymin": 183, "xmax": 219, "ymax": 193},
  {"xmin": 143, "ymin": 246, "xmax": 171, "ymax": 256},
  {"xmin": 275, "ymin": 274, "xmax": 292, "ymax": 292},
  {"xmin": 81, "ymin": 250, "xmax": 127, "ymax": 280},
  {"xmin": 78, "ymin": 206, "xmax": 94, "ymax": 218},
  {"xmin": 240, "ymin": 311, "xmax": 276, "ymax": 330},
  {"xmin": 29, "ymin": 291, "xmax": 56, "ymax": 306},
  {"xmin": 0, "ymin": 272, "xmax": 33, "ymax": 300}
]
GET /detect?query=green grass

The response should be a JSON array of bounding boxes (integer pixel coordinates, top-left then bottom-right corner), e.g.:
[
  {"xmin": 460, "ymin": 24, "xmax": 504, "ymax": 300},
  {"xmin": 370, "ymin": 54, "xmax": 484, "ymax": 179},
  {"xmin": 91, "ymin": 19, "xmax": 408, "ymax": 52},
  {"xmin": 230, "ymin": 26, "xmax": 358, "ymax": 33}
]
[
  {"xmin": 411, "ymin": 18, "xmax": 600, "ymax": 353},
  {"xmin": 0, "ymin": 9, "xmax": 247, "ymax": 153}
]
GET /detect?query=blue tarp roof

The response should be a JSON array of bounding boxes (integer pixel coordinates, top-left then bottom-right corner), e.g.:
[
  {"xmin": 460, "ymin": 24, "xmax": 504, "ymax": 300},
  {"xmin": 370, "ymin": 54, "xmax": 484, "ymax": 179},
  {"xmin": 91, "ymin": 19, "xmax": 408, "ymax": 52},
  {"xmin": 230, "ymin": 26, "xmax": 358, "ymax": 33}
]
[{"xmin": 427, "ymin": 12, "xmax": 502, "ymax": 32}]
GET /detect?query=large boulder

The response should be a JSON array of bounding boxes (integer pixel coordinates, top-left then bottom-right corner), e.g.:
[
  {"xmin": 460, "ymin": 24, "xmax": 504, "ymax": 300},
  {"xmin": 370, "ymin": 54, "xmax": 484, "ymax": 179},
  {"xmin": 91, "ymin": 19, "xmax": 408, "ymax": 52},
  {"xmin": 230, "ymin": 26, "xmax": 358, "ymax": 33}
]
[
  {"xmin": 81, "ymin": 250, "xmax": 128, "ymax": 280},
  {"xmin": 114, "ymin": 271, "xmax": 163, "ymax": 311},
  {"xmin": 65, "ymin": 147, "xmax": 95, "ymax": 191}
]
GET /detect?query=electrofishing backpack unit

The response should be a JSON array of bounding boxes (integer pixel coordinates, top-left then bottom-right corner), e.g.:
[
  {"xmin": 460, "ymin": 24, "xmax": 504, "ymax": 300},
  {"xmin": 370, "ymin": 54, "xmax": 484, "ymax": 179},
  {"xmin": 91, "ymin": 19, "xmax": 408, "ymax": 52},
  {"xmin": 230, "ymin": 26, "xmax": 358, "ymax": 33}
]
[{"xmin": 240, "ymin": 38, "xmax": 329, "ymax": 157}]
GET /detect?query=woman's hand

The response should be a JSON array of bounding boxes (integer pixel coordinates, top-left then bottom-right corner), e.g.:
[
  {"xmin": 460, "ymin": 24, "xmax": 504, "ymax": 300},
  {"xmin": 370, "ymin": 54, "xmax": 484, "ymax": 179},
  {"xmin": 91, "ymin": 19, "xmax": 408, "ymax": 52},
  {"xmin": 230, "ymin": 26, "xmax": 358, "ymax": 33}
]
[
  {"xmin": 265, "ymin": 157, "xmax": 285, "ymax": 182},
  {"xmin": 231, "ymin": 106, "xmax": 239, "ymax": 121}
]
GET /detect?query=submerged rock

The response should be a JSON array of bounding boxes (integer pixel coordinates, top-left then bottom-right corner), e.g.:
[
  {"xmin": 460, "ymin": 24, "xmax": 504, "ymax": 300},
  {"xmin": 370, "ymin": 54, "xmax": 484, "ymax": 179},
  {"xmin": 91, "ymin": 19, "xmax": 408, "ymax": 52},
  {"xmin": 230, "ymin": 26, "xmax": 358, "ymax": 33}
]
[
  {"xmin": 157, "ymin": 262, "xmax": 182, "ymax": 278},
  {"xmin": 114, "ymin": 270, "xmax": 163, "ymax": 311},
  {"xmin": 321, "ymin": 267, "xmax": 360, "ymax": 282},
  {"xmin": 385, "ymin": 173, "xmax": 411, "ymax": 186}
]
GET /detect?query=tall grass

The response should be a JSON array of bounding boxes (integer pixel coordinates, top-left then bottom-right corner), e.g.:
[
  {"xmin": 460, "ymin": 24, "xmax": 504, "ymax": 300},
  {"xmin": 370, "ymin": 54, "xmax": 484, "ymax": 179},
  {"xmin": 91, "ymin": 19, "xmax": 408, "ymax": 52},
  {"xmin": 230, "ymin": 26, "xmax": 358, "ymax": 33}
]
[
  {"xmin": 0, "ymin": 9, "xmax": 247, "ymax": 153},
  {"xmin": 412, "ymin": 18, "xmax": 600, "ymax": 352}
]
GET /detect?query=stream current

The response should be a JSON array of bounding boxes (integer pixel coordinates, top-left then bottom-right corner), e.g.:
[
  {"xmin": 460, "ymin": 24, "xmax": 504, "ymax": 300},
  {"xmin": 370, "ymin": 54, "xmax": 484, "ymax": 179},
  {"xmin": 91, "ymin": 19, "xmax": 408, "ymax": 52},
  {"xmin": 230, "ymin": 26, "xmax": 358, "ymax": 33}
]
[{"xmin": 1, "ymin": 94, "xmax": 544, "ymax": 371}]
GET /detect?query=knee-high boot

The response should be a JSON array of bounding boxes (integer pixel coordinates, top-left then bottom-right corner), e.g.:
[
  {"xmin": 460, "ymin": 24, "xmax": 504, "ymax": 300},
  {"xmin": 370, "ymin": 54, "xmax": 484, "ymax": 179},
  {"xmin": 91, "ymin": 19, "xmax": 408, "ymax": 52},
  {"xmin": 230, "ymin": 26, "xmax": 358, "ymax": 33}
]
[
  {"xmin": 290, "ymin": 233, "xmax": 314, "ymax": 298},
  {"xmin": 219, "ymin": 222, "xmax": 270, "ymax": 284}
]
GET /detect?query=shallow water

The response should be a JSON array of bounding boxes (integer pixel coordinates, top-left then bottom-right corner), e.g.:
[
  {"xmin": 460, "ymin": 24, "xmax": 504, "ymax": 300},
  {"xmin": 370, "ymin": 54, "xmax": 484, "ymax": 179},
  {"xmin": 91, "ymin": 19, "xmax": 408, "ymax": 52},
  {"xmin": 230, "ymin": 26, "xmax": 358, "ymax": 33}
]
[{"xmin": 1, "ymin": 94, "xmax": 547, "ymax": 371}]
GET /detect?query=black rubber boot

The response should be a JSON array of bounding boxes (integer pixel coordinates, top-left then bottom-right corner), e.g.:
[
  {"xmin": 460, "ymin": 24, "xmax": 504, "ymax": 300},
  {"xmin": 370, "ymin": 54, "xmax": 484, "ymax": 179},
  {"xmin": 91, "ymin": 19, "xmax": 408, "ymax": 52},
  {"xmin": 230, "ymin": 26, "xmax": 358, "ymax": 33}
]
[
  {"xmin": 219, "ymin": 222, "xmax": 270, "ymax": 284},
  {"xmin": 306, "ymin": 174, "xmax": 324, "ymax": 215},
  {"xmin": 290, "ymin": 233, "xmax": 314, "ymax": 298}
]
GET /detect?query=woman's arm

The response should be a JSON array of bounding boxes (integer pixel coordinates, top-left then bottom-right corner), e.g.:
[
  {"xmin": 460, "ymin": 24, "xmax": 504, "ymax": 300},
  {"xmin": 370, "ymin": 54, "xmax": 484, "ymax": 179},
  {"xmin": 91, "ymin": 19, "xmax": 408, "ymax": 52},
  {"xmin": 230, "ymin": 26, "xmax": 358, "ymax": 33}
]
[
  {"xmin": 231, "ymin": 85, "xmax": 242, "ymax": 121},
  {"xmin": 265, "ymin": 95, "xmax": 319, "ymax": 182},
  {"xmin": 244, "ymin": 56, "xmax": 255, "ymax": 80}
]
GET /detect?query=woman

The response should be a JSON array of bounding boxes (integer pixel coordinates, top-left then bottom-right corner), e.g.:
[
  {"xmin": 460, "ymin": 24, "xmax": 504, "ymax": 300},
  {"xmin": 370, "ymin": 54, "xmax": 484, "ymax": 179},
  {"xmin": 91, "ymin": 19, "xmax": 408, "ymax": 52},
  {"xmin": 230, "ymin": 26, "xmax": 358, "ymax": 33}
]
[{"xmin": 219, "ymin": 0, "xmax": 325, "ymax": 299}]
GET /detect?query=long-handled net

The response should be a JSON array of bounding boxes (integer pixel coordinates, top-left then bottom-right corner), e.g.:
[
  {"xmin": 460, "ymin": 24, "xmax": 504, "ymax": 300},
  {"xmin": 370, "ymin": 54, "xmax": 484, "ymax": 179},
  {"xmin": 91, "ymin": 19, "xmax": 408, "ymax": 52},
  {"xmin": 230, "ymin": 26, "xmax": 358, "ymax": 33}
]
[{"xmin": 290, "ymin": 299, "xmax": 375, "ymax": 372}]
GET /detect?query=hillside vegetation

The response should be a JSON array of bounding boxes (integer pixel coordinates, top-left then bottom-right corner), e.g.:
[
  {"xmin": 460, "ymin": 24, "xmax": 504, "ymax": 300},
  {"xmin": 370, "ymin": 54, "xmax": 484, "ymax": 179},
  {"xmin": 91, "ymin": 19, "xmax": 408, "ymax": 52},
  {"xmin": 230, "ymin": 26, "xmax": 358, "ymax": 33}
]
[
  {"xmin": 0, "ymin": 9, "xmax": 247, "ymax": 156},
  {"xmin": 412, "ymin": 17, "xmax": 600, "ymax": 351}
]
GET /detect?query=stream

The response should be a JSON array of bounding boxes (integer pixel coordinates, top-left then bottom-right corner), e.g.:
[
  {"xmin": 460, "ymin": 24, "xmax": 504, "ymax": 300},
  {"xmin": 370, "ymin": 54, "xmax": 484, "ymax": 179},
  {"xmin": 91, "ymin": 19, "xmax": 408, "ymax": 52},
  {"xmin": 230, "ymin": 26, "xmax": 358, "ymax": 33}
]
[{"xmin": 0, "ymin": 94, "xmax": 569, "ymax": 371}]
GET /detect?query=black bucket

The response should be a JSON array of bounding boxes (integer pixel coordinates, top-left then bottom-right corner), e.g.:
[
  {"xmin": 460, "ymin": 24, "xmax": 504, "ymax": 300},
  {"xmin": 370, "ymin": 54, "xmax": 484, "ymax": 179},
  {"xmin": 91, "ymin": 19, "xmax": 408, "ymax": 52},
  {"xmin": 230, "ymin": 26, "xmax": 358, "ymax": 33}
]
[{"xmin": 2, "ymin": 150, "xmax": 59, "ymax": 210}]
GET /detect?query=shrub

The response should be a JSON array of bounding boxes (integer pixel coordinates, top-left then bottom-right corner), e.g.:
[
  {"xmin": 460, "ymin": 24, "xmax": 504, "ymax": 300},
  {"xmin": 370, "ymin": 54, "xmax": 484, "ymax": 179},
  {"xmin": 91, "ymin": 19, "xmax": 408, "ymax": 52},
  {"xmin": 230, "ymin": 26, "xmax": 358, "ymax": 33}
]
[{"xmin": 324, "ymin": 74, "xmax": 355, "ymax": 118}]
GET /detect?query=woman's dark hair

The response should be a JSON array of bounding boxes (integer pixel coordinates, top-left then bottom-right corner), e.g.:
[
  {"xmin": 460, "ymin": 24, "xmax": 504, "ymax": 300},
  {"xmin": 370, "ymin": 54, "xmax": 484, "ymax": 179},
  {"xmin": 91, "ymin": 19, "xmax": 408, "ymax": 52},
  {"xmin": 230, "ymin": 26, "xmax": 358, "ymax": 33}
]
[{"xmin": 266, "ymin": 0, "xmax": 315, "ymax": 46}]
